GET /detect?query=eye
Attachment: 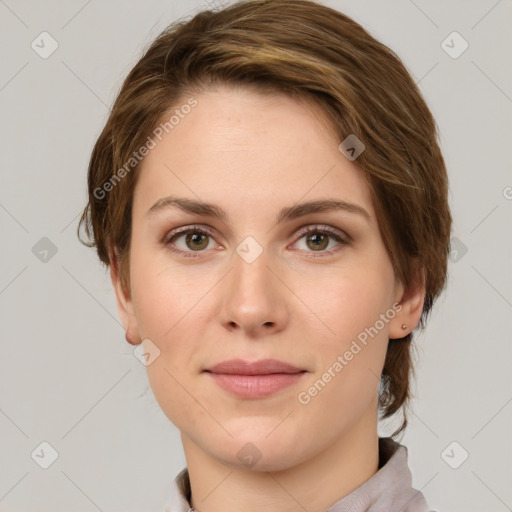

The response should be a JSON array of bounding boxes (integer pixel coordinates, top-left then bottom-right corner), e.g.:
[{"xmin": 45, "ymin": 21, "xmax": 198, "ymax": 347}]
[
  {"xmin": 291, "ymin": 225, "xmax": 349, "ymax": 257},
  {"xmin": 163, "ymin": 225, "xmax": 219, "ymax": 258}
]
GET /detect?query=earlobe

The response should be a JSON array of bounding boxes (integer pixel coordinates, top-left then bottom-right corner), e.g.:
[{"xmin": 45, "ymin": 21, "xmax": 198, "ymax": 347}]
[
  {"xmin": 389, "ymin": 269, "xmax": 426, "ymax": 340},
  {"xmin": 110, "ymin": 250, "xmax": 142, "ymax": 346}
]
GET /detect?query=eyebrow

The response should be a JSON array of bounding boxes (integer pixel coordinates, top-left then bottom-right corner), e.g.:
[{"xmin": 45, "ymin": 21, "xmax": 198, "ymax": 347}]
[{"xmin": 146, "ymin": 195, "xmax": 371, "ymax": 224}]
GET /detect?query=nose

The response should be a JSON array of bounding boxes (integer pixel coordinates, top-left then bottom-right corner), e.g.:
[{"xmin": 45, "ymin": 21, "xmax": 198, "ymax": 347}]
[{"xmin": 219, "ymin": 248, "xmax": 290, "ymax": 337}]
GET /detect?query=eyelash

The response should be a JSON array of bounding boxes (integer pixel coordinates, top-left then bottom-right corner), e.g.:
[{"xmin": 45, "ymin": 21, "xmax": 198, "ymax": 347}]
[{"xmin": 162, "ymin": 224, "xmax": 350, "ymax": 259}]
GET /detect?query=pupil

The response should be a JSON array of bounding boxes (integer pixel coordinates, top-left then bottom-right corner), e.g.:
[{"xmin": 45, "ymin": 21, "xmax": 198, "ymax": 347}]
[
  {"xmin": 187, "ymin": 232, "xmax": 207, "ymax": 250},
  {"xmin": 308, "ymin": 233, "xmax": 327, "ymax": 250}
]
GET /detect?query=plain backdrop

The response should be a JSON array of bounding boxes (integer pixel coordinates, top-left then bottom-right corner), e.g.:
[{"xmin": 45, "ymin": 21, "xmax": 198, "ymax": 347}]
[{"xmin": 0, "ymin": 0, "xmax": 511, "ymax": 511}]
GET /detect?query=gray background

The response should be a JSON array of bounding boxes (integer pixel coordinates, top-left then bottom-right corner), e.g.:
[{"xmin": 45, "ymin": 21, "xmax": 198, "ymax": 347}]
[{"xmin": 0, "ymin": 0, "xmax": 511, "ymax": 510}]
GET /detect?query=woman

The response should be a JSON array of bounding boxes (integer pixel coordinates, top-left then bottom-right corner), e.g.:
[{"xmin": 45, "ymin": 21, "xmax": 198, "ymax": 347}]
[{"xmin": 78, "ymin": 1, "xmax": 451, "ymax": 510}]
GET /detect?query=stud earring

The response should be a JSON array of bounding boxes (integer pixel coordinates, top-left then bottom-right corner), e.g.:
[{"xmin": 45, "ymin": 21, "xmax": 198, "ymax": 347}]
[{"xmin": 401, "ymin": 324, "xmax": 407, "ymax": 330}]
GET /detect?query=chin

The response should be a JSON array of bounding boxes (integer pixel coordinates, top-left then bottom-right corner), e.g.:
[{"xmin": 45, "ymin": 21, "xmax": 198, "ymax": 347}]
[{"xmin": 205, "ymin": 430, "xmax": 308, "ymax": 472}]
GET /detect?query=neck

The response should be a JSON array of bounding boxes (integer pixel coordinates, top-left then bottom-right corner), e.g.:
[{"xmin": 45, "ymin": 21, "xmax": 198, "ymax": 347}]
[{"xmin": 182, "ymin": 405, "xmax": 380, "ymax": 512}]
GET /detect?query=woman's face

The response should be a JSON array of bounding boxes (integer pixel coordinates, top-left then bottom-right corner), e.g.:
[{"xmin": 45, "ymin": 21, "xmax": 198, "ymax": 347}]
[{"xmin": 113, "ymin": 85, "xmax": 415, "ymax": 471}]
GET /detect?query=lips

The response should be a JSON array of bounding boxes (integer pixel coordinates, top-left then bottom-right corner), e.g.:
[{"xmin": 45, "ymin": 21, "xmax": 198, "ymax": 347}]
[
  {"xmin": 204, "ymin": 358, "xmax": 305, "ymax": 375},
  {"xmin": 204, "ymin": 358, "xmax": 307, "ymax": 398}
]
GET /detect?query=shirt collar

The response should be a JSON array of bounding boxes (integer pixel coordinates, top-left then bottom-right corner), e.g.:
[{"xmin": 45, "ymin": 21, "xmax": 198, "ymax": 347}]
[{"xmin": 163, "ymin": 437, "xmax": 430, "ymax": 512}]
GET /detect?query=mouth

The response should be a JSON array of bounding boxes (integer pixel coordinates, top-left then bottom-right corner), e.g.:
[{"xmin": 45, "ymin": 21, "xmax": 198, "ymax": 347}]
[
  {"xmin": 203, "ymin": 359, "xmax": 307, "ymax": 398},
  {"xmin": 203, "ymin": 358, "xmax": 306, "ymax": 376}
]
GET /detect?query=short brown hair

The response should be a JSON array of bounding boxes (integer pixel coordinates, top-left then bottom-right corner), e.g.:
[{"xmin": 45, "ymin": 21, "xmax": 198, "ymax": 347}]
[{"xmin": 78, "ymin": 0, "xmax": 452, "ymax": 436}]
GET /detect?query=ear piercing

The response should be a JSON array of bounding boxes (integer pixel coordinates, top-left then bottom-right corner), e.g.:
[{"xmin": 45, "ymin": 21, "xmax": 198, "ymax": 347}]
[{"xmin": 401, "ymin": 324, "xmax": 407, "ymax": 330}]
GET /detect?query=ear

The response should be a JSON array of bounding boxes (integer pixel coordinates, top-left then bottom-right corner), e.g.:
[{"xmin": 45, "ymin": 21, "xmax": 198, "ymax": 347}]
[
  {"xmin": 110, "ymin": 249, "xmax": 142, "ymax": 346},
  {"xmin": 388, "ymin": 264, "xmax": 426, "ymax": 340}
]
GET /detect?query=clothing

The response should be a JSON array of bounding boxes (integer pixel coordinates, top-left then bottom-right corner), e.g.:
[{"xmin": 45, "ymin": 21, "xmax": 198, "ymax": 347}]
[{"xmin": 163, "ymin": 437, "xmax": 433, "ymax": 512}]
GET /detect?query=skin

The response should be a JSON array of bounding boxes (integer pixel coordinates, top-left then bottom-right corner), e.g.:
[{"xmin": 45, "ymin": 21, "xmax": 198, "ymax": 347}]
[{"xmin": 111, "ymin": 84, "xmax": 425, "ymax": 512}]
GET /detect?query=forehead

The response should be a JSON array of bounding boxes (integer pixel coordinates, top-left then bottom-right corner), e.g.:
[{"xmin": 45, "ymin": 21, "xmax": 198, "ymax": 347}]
[{"xmin": 133, "ymin": 85, "xmax": 373, "ymax": 218}]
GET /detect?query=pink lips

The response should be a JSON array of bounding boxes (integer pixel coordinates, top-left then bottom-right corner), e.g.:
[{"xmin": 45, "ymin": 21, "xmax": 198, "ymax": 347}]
[
  {"xmin": 204, "ymin": 358, "xmax": 307, "ymax": 398},
  {"xmin": 205, "ymin": 358, "xmax": 304, "ymax": 375}
]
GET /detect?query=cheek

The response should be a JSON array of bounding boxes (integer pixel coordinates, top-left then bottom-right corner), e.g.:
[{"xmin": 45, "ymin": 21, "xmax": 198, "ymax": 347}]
[
  {"xmin": 130, "ymin": 258, "xmax": 210, "ymax": 429},
  {"xmin": 295, "ymin": 280, "xmax": 390, "ymax": 437},
  {"xmin": 292, "ymin": 258, "xmax": 392, "ymax": 408},
  {"xmin": 293, "ymin": 257, "xmax": 395, "ymax": 343},
  {"xmin": 130, "ymin": 242, "xmax": 213, "ymax": 340}
]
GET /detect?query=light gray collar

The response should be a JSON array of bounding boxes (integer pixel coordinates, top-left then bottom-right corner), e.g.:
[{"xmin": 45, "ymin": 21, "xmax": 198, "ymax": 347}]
[{"xmin": 163, "ymin": 437, "xmax": 431, "ymax": 512}]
